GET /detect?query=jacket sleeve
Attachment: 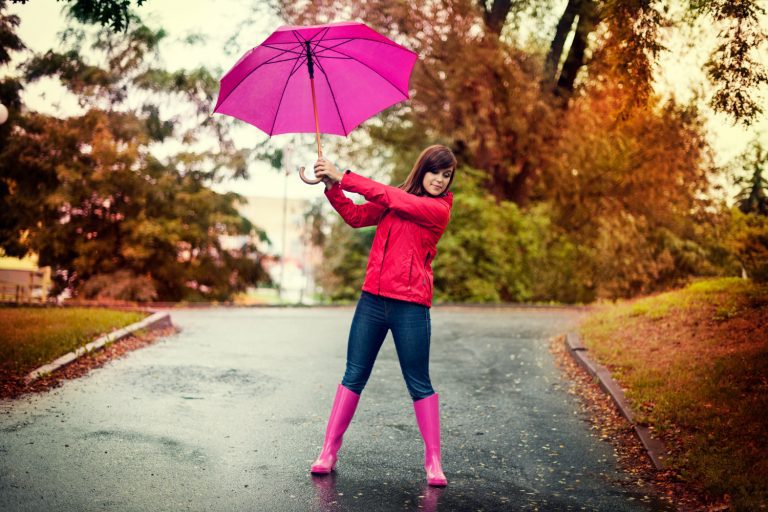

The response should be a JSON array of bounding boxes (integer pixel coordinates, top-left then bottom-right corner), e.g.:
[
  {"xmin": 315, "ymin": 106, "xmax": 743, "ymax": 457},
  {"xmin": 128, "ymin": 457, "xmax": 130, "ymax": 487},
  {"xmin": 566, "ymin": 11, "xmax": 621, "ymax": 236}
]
[
  {"xmin": 339, "ymin": 170, "xmax": 451, "ymax": 231},
  {"xmin": 324, "ymin": 181, "xmax": 387, "ymax": 228}
]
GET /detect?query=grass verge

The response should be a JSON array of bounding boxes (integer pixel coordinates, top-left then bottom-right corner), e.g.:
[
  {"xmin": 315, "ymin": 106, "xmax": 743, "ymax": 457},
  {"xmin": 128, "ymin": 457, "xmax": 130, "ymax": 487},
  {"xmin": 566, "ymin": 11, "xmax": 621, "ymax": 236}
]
[
  {"xmin": 0, "ymin": 306, "xmax": 149, "ymax": 378},
  {"xmin": 579, "ymin": 277, "xmax": 768, "ymax": 511}
]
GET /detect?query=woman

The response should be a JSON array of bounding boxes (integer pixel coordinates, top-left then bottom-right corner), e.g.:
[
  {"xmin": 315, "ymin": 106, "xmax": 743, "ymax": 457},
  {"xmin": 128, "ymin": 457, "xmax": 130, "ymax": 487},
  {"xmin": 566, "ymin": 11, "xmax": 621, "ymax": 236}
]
[{"xmin": 310, "ymin": 144, "xmax": 457, "ymax": 487}]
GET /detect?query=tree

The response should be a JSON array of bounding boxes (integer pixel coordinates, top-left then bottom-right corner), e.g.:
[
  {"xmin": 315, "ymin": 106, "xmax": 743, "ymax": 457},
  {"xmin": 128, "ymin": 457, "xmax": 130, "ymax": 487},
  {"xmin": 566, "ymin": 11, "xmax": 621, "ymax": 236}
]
[
  {"xmin": 0, "ymin": 0, "xmax": 24, "ymax": 149},
  {"xmin": 734, "ymin": 140, "xmax": 768, "ymax": 217},
  {"xmin": 724, "ymin": 207, "xmax": 768, "ymax": 282},
  {"xmin": 431, "ymin": 166, "xmax": 557, "ymax": 303},
  {"xmin": 537, "ymin": 77, "xmax": 721, "ymax": 298},
  {"xmin": 0, "ymin": 7, "xmax": 271, "ymax": 300},
  {"xmin": 10, "ymin": 0, "xmax": 148, "ymax": 32},
  {"xmin": 1, "ymin": 0, "xmax": 29, "ymax": 256},
  {"xmin": 277, "ymin": 0, "xmax": 767, "ymax": 206},
  {"xmin": 274, "ymin": 0, "xmax": 735, "ymax": 302},
  {"xmin": 482, "ymin": 0, "xmax": 767, "ymax": 123},
  {"xmin": 727, "ymin": 140, "xmax": 768, "ymax": 282}
]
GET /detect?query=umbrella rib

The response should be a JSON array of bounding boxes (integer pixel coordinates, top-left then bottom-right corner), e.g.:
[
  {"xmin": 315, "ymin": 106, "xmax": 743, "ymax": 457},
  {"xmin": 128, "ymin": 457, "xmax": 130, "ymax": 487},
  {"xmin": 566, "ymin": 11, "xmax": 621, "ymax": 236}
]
[
  {"xmin": 268, "ymin": 54, "xmax": 308, "ymax": 135},
  {"xmin": 262, "ymin": 36, "xmax": 409, "ymax": 53},
  {"xmin": 216, "ymin": 45, "xmax": 303, "ymax": 111},
  {"xmin": 313, "ymin": 38, "xmax": 354, "ymax": 54},
  {"xmin": 290, "ymin": 29, "xmax": 308, "ymax": 45},
  {"xmin": 315, "ymin": 45, "xmax": 410, "ymax": 98},
  {"xmin": 312, "ymin": 52, "xmax": 348, "ymax": 136},
  {"xmin": 288, "ymin": 26, "xmax": 333, "ymax": 53},
  {"xmin": 261, "ymin": 55, "xmax": 305, "ymax": 65},
  {"xmin": 306, "ymin": 26, "xmax": 331, "ymax": 43},
  {"xmin": 289, "ymin": 55, "xmax": 309, "ymax": 77},
  {"xmin": 263, "ymin": 43, "xmax": 305, "ymax": 55},
  {"xmin": 262, "ymin": 47, "xmax": 301, "ymax": 66},
  {"xmin": 309, "ymin": 55, "xmax": 353, "ymax": 60},
  {"xmin": 314, "ymin": 43, "xmax": 355, "ymax": 60}
]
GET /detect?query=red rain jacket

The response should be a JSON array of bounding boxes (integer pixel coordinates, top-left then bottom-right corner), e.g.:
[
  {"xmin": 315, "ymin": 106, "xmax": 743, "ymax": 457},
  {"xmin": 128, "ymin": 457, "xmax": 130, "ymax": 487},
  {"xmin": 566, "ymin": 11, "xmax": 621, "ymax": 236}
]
[{"xmin": 324, "ymin": 170, "xmax": 453, "ymax": 308}]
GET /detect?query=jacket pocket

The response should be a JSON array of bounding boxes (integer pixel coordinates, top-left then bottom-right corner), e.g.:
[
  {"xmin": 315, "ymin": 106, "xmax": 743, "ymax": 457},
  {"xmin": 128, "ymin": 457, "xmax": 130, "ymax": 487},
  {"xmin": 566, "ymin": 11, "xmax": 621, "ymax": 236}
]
[
  {"xmin": 406, "ymin": 250, "xmax": 414, "ymax": 290},
  {"xmin": 409, "ymin": 253, "xmax": 429, "ymax": 298},
  {"xmin": 423, "ymin": 251, "xmax": 433, "ymax": 297}
]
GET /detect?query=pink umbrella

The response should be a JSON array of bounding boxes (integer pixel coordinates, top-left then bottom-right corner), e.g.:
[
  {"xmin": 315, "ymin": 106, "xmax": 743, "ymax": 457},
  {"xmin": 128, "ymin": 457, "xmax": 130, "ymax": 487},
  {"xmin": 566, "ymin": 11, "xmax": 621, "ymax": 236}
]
[{"xmin": 213, "ymin": 21, "xmax": 418, "ymax": 184}]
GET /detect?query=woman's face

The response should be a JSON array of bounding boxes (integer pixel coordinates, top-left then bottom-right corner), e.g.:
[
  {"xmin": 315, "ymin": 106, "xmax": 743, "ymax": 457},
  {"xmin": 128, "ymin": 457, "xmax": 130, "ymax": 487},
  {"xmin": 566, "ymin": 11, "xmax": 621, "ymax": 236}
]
[{"xmin": 422, "ymin": 168, "xmax": 453, "ymax": 196}]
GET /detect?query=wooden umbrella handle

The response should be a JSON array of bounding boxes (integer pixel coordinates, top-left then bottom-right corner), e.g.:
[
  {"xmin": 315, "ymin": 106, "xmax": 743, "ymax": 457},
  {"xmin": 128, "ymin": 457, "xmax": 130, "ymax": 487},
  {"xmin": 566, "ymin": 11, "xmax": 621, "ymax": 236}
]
[
  {"xmin": 299, "ymin": 165, "xmax": 324, "ymax": 185},
  {"xmin": 299, "ymin": 71, "xmax": 326, "ymax": 185}
]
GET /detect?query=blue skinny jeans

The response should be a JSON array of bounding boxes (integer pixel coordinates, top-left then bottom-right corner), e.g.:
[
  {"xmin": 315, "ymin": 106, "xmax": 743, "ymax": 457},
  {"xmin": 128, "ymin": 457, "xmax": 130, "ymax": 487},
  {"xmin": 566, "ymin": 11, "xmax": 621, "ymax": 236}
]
[{"xmin": 341, "ymin": 290, "xmax": 435, "ymax": 401}]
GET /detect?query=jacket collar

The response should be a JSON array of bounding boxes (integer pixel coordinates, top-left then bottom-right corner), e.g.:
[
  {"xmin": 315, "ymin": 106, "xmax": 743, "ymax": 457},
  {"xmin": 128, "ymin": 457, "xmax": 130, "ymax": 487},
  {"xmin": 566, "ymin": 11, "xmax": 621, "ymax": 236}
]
[{"xmin": 421, "ymin": 190, "xmax": 453, "ymax": 202}]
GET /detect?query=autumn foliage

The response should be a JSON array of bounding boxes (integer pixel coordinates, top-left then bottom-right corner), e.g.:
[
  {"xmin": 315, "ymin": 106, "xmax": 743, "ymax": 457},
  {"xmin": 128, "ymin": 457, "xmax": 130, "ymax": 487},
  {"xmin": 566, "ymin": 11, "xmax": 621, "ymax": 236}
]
[{"xmin": 290, "ymin": 0, "xmax": 764, "ymax": 302}]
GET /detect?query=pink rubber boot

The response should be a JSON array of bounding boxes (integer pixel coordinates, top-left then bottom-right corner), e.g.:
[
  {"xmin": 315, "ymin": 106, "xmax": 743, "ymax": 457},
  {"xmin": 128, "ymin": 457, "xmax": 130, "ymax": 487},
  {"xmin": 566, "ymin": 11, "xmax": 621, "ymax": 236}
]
[
  {"xmin": 413, "ymin": 393, "xmax": 448, "ymax": 487},
  {"xmin": 310, "ymin": 384, "xmax": 361, "ymax": 474}
]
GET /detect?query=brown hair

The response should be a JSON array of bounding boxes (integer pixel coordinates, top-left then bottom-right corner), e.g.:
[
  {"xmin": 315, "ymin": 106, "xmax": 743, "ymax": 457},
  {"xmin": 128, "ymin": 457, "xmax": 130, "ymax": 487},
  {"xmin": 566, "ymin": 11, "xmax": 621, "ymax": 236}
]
[{"xmin": 397, "ymin": 145, "xmax": 457, "ymax": 196}]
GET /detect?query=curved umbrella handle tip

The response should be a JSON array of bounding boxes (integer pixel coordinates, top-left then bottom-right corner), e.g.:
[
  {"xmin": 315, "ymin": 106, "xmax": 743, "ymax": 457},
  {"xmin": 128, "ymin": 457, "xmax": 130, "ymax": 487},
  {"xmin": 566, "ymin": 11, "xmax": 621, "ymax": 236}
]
[{"xmin": 299, "ymin": 166, "xmax": 324, "ymax": 185}]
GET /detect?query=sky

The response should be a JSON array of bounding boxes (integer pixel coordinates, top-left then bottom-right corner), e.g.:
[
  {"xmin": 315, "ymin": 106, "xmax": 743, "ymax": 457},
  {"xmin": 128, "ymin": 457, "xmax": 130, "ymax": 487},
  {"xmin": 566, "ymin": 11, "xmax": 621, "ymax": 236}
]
[{"xmin": 4, "ymin": 0, "xmax": 767, "ymax": 202}]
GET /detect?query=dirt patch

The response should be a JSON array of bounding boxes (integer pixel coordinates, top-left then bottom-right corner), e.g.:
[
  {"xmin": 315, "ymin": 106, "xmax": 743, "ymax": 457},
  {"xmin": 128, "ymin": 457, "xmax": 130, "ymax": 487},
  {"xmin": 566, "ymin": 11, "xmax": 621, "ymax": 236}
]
[
  {"xmin": 549, "ymin": 334, "xmax": 721, "ymax": 512},
  {"xmin": 1, "ymin": 325, "xmax": 179, "ymax": 400}
]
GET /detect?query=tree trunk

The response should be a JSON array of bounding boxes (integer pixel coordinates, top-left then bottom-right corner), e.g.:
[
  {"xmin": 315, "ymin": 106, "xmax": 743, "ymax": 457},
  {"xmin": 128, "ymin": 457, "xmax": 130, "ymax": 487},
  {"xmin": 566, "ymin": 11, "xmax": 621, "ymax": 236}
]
[
  {"xmin": 478, "ymin": 0, "xmax": 512, "ymax": 36},
  {"xmin": 476, "ymin": 0, "xmax": 599, "ymax": 206},
  {"xmin": 555, "ymin": 0, "xmax": 598, "ymax": 97},
  {"xmin": 544, "ymin": 0, "xmax": 581, "ymax": 87}
]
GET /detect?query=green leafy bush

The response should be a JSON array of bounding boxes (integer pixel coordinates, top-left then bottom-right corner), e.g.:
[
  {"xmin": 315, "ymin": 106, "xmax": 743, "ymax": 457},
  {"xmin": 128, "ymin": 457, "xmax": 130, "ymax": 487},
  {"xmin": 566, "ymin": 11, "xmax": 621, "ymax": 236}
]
[{"xmin": 724, "ymin": 207, "xmax": 768, "ymax": 282}]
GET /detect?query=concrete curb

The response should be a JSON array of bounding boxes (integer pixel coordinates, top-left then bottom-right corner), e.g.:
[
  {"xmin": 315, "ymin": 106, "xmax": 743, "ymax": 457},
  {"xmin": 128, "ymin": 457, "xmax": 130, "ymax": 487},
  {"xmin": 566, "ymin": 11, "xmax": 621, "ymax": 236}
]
[
  {"xmin": 23, "ymin": 311, "xmax": 173, "ymax": 385},
  {"xmin": 564, "ymin": 331, "xmax": 668, "ymax": 470}
]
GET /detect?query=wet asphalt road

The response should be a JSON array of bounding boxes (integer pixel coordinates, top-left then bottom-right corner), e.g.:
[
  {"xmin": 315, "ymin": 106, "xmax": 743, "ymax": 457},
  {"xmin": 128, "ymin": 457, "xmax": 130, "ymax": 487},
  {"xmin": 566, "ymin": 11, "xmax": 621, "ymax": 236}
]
[{"xmin": 0, "ymin": 305, "xmax": 672, "ymax": 511}]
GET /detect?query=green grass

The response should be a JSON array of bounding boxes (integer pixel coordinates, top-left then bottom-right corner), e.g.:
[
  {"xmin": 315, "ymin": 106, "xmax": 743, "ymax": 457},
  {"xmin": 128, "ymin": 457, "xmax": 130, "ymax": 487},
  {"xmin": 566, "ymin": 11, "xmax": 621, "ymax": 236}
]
[
  {"xmin": 623, "ymin": 277, "xmax": 753, "ymax": 320},
  {"xmin": 0, "ymin": 307, "xmax": 149, "ymax": 374},
  {"xmin": 580, "ymin": 277, "xmax": 768, "ymax": 511}
]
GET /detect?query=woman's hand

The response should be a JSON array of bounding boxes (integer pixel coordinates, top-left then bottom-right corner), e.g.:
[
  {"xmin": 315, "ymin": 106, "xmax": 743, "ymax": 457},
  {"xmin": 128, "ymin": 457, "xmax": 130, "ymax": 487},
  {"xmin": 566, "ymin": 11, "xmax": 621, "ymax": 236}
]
[{"xmin": 314, "ymin": 157, "xmax": 343, "ymax": 189}]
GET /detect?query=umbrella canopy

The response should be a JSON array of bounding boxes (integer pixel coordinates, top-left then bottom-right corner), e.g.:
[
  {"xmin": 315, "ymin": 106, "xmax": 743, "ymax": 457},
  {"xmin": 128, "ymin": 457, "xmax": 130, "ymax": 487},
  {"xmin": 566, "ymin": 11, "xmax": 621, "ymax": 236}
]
[{"xmin": 213, "ymin": 21, "xmax": 418, "ymax": 137}]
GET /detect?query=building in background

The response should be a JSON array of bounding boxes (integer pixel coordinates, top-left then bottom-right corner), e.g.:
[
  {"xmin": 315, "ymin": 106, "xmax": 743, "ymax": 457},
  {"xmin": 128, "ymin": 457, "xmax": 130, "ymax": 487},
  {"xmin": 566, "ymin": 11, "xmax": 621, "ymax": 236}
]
[
  {"xmin": 0, "ymin": 253, "xmax": 51, "ymax": 303},
  {"xmin": 232, "ymin": 195, "xmax": 323, "ymax": 304}
]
